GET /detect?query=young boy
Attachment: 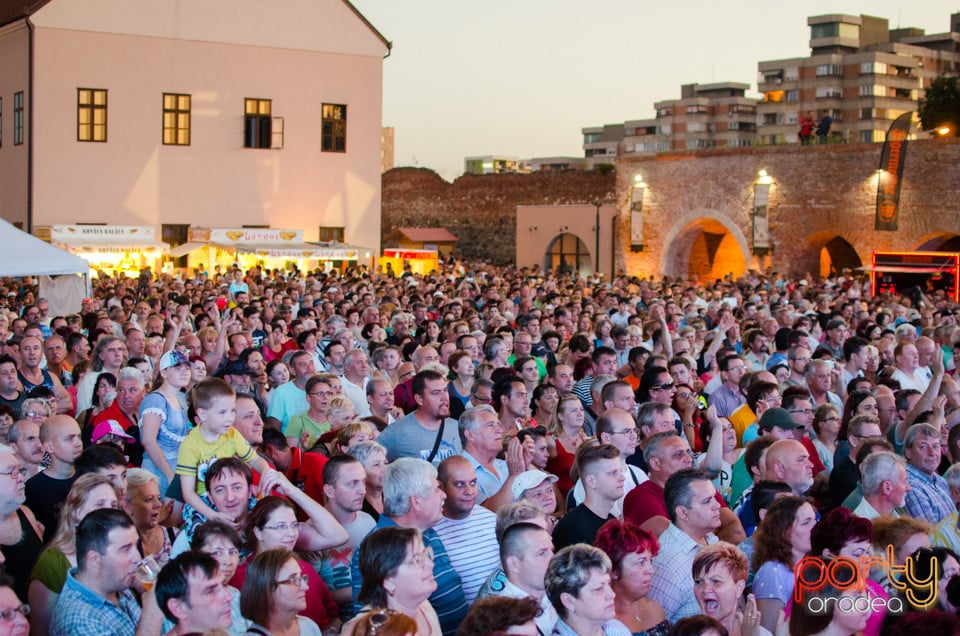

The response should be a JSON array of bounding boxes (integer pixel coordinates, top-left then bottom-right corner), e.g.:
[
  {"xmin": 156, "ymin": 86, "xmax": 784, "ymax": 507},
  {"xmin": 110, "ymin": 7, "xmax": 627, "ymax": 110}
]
[{"xmin": 177, "ymin": 377, "xmax": 270, "ymax": 524}]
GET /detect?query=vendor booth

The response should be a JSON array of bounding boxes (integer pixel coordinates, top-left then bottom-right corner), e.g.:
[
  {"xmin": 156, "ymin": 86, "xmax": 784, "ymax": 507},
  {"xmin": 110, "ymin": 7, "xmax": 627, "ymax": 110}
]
[
  {"xmin": 379, "ymin": 248, "xmax": 441, "ymax": 277},
  {"xmin": 171, "ymin": 228, "xmax": 372, "ymax": 273},
  {"xmin": 47, "ymin": 225, "xmax": 168, "ymax": 276}
]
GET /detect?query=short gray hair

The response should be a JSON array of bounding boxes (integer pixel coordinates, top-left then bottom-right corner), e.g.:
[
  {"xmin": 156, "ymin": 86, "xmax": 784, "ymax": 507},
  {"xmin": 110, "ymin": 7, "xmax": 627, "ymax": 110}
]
[
  {"xmin": 383, "ymin": 458, "xmax": 437, "ymax": 517},
  {"xmin": 346, "ymin": 441, "xmax": 387, "ymax": 467},
  {"xmin": 124, "ymin": 467, "xmax": 159, "ymax": 502},
  {"xmin": 944, "ymin": 463, "xmax": 960, "ymax": 490},
  {"xmin": 459, "ymin": 405, "xmax": 497, "ymax": 447},
  {"xmin": 117, "ymin": 366, "xmax": 146, "ymax": 387},
  {"xmin": 859, "ymin": 451, "xmax": 906, "ymax": 497},
  {"xmin": 545, "ymin": 544, "xmax": 612, "ymax": 619},
  {"xmin": 904, "ymin": 423, "xmax": 940, "ymax": 450},
  {"xmin": 590, "ymin": 374, "xmax": 616, "ymax": 398},
  {"xmin": 643, "ymin": 430, "xmax": 680, "ymax": 466},
  {"xmin": 495, "ymin": 500, "xmax": 546, "ymax": 542}
]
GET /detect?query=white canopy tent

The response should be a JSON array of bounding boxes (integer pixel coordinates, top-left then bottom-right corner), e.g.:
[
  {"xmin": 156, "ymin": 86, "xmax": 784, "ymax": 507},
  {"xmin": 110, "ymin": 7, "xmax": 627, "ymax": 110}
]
[{"xmin": 0, "ymin": 218, "xmax": 91, "ymax": 315}]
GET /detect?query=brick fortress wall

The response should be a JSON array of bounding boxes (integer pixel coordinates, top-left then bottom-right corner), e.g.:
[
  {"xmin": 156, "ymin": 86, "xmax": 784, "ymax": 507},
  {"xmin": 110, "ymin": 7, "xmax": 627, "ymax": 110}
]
[
  {"xmin": 382, "ymin": 139, "xmax": 960, "ymax": 277},
  {"xmin": 382, "ymin": 168, "xmax": 615, "ymax": 263}
]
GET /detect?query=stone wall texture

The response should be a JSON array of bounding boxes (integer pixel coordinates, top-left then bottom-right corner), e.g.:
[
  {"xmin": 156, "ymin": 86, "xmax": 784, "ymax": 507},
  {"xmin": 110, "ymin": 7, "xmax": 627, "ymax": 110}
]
[
  {"xmin": 381, "ymin": 168, "xmax": 615, "ymax": 263},
  {"xmin": 381, "ymin": 139, "xmax": 960, "ymax": 278}
]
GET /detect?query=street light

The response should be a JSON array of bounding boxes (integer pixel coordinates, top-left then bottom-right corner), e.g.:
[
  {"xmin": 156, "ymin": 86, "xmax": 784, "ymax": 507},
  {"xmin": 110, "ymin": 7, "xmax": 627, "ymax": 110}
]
[{"xmin": 630, "ymin": 174, "xmax": 646, "ymax": 252}]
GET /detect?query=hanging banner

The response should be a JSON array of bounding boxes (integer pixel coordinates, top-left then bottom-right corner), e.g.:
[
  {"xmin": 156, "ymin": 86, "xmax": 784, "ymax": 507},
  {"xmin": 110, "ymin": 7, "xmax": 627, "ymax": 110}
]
[
  {"xmin": 875, "ymin": 111, "xmax": 912, "ymax": 231},
  {"xmin": 753, "ymin": 183, "xmax": 770, "ymax": 253}
]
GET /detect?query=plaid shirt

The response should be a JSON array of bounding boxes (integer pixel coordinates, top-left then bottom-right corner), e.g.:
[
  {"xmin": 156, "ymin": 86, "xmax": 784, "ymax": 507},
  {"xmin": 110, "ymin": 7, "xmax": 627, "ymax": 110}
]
[
  {"xmin": 649, "ymin": 523, "xmax": 718, "ymax": 622},
  {"xmin": 904, "ymin": 463, "xmax": 953, "ymax": 524},
  {"xmin": 51, "ymin": 569, "xmax": 141, "ymax": 636}
]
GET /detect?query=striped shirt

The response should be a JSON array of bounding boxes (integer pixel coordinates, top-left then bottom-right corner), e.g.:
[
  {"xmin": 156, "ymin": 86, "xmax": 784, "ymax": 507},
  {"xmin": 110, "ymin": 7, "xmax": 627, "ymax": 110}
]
[{"xmin": 433, "ymin": 506, "xmax": 500, "ymax": 603}]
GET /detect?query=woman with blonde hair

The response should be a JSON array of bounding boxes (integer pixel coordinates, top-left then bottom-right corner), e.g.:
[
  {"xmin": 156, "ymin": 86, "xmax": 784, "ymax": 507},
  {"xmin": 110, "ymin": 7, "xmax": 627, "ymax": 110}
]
[
  {"xmin": 28, "ymin": 474, "xmax": 119, "ymax": 635},
  {"xmin": 546, "ymin": 394, "xmax": 588, "ymax": 497}
]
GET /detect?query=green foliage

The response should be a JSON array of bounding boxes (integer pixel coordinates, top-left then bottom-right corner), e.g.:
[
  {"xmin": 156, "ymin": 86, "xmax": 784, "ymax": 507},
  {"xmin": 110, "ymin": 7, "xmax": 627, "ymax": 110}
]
[{"xmin": 918, "ymin": 75, "xmax": 960, "ymax": 132}]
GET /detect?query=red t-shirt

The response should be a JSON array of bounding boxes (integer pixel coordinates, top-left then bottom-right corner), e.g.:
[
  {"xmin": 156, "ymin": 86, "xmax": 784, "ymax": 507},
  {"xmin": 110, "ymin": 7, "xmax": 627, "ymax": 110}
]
[{"xmin": 623, "ymin": 479, "xmax": 727, "ymax": 527}]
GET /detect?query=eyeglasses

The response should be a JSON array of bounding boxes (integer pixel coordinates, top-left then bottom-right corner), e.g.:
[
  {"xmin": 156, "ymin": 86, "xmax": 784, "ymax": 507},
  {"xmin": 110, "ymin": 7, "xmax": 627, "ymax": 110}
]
[
  {"xmin": 307, "ymin": 390, "xmax": 333, "ymax": 398},
  {"xmin": 263, "ymin": 521, "xmax": 301, "ymax": 533},
  {"xmin": 24, "ymin": 411, "xmax": 46, "ymax": 419},
  {"xmin": 788, "ymin": 409, "xmax": 813, "ymax": 416},
  {"xmin": 0, "ymin": 604, "xmax": 29, "ymax": 621},
  {"xmin": 0, "ymin": 467, "xmax": 27, "ymax": 480},
  {"xmin": 408, "ymin": 546, "xmax": 435, "ymax": 568},
  {"xmin": 651, "ymin": 382, "xmax": 675, "ymax": 391},
  {"xmin": 275, "ymin": 573, "xmax": 310, "ymax": 588},
  {"xmin": 610, "ymin": 428, "xmax": 638, "ymax": 438}
]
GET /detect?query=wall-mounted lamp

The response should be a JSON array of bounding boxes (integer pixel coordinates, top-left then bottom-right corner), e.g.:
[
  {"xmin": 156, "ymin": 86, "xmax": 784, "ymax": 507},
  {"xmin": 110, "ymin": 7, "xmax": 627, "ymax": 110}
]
[
  {"xmin": 630, "ymin": 174, "xmax": 646, "ymax": 252},
  {"xmin": 753, "ymin": 169, "xmax": 772, "ymax": 256},
  {"xmin": 528, "ymin": 225, "xmax": 538, "ymax": 232}
]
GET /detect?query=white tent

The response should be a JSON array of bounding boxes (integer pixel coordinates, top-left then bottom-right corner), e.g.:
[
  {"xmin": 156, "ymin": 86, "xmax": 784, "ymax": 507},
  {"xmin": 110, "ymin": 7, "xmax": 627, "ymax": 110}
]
[
  {"xmin": 0, "ymin": 218, "xmax": 90, "ymax": 277},
  {"xmin": 0, "ymin": 218, "xmax": 90, "ymax": 314}
]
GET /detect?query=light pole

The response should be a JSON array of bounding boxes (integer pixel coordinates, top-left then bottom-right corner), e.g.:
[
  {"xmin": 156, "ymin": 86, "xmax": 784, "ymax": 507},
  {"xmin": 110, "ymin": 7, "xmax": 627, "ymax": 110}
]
[{"xmin": 592, "ymin": 200, "xmax": 601, "ymax": 274}]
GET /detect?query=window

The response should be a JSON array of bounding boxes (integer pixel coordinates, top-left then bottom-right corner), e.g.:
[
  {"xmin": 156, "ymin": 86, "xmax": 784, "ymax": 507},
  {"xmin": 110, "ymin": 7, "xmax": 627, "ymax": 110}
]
[
  {"xmin": 785, "ymin": 67, "xmax": 799, "ymax": 81},
  {"xmin": 162, "ymin": 93, "xmax": 191, "ymax": 145},
  {"xmin": 14, "ymin": 92, "xmax": 25, "ymax": 145},
  {"xmin": 583, "ymin": 132, "xmax": 602, "ymax": 144},
  {"xmin": 860, "ymin": 62, "xmax": 887, "ymax": 75},
  {"xmin": 811, "ymin": 22, "xmax": 859, "ymax": 40},
  {"xmin": 244, "ymin": 98, "xmax": 272, "ymax": 148},
  {"xmin": 816, "ymin": 86, "xmax": 843, "ymax": 99},
  {"xmin": 656, "ymin": 107, "xmax": 672, "ymax": 118},
  {"xmin": 785, "ymin": 89, "xmax": 798, "ymax": 102},
  {"xmin": 860, "ymin": 130, "xmax": 883, "ymax": 143},
  {"xmin": 321, "ymin": 104, "xmax": 347, "ymax": 152},
  {"xmin": 77, "ymin": 88, "xmax": 107, "ymax": 142},
  {"xmin": 815, "ymin": 64, "xmax": 842, "ymax": 77},
  {"xmin": 687, "ymin": 122, "xmax": 705, "ymax": 133},
  {"xmin": 318, "ymin": 227, "xmax": 344, "ymax": 242},
  {"xmin": 859, "ymin": 84, "xmax": 887, "ymax": 97}
]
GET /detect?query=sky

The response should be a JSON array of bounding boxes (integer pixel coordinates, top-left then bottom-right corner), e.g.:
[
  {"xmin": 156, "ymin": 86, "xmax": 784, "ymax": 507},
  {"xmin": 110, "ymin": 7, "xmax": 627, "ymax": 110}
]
[{"xmin": 350, "ymin": 1, "xmax": 958, "ymax": 181}]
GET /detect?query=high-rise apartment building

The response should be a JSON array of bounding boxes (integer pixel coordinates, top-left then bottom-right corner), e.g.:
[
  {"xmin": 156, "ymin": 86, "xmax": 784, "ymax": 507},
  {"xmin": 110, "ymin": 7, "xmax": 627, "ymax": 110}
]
[
  {"xmin": 582, "ymin": 83, "xmax": 759, "ymax": 166},
  {"xmin": 757, "ymin": 13, "xmax": 960, "ymax": 144}
]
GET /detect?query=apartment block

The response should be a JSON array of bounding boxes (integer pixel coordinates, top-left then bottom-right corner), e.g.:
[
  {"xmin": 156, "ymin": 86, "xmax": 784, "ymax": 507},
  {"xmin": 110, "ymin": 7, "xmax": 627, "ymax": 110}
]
[
  {"xmin": 582, "ymin": 83, "xmax": 760, "ymax": 164},
  {"xmin": 757, "ymin": 13, "xmax": 960, "ymax": 144}
]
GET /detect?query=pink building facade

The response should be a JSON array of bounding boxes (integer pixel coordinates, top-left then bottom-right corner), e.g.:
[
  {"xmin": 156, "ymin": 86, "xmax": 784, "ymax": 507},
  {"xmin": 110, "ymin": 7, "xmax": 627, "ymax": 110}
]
[{"xmin": 0, "ymin": 0, "xmax": 390, "ymax": 252}]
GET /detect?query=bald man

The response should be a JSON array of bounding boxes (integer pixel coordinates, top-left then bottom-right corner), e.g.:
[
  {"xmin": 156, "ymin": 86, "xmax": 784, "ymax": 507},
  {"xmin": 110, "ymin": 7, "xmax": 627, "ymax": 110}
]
[
  {"xmin": 24, "ymin": 415, "xmax": 83, "ymax": 542},
  {"xmin": 765, "ymin": 439, "xmax": 814, "ymax": 497}
]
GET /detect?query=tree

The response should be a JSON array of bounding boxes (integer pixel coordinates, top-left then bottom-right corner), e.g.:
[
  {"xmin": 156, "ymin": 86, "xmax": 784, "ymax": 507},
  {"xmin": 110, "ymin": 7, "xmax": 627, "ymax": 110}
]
[{"xmin": 918, "ymin": 75, "xmax": 960, "ymax": 133}]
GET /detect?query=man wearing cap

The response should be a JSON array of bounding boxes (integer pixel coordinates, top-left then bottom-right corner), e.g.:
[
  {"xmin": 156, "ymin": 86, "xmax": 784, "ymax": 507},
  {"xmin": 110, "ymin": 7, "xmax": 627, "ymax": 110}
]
[
  {"xmin": 221, "ymin": 359, "xmax": 256, "ymax": 398},
  {"xmin": 91, "ymin": 419, "xmax": 136, "ymax": 448},
  {"xmin": 434, "ymin": 455, "xmax": 500, "ymax": 603},
  {"xmin": 821, "ymin": 318, "xmax": 848, "ymax": 361}
]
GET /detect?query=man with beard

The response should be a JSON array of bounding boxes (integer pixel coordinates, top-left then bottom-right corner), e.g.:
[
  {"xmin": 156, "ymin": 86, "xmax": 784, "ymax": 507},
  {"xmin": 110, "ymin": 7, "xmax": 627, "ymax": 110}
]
[
  {"xmin": 765, "ymin": 439, "xmax": 814, "ymax": 497},
  {"xmin": 377, "ymin": 370, "xmax": 462, "ymax": 466},
  {"xmin": 742, "ymin": 329, "xmax": 770, "ymax": 372}
]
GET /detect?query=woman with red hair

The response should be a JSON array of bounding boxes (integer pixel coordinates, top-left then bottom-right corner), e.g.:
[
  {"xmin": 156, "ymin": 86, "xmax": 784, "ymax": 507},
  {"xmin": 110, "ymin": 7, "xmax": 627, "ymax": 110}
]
[
  {"xmin": 805, "ymin": 508, "xmax": 888, "ymax": 636},
  {"xmin": 593, "ymin": 519, "xmax": 669, "ymax": 636}
]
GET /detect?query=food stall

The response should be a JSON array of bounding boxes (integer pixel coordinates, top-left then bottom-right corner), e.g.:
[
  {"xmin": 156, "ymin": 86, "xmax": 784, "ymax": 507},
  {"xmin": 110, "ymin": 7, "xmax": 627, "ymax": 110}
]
[
  {"xmin": 171, "ymin": 228, "xmax": 370, "ymax": 273},
  {"xmin": 379, "ymin": 248, "xmax": 441, "ymax": 276},
  {"xmin": 45, "ymin": 225, "xmax": 168, "ymax": 276}
]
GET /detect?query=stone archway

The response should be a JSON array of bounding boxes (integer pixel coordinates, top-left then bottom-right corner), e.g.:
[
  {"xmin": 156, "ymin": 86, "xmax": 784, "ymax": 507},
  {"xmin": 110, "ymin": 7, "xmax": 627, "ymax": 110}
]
[
  {"xmin": 544, "ymin": 232, "xmax": 592, "ymax": 276},
  {"xmin": 659, "ymin": 210, "xmax": 750, "ymax": 281},
  {"xmin": 915, "ymin": 233, "xmax": 960, "ymax": 252},
  {"xmin": 818, "ymin": 236, "xmax": 863, "ymax": 278}
]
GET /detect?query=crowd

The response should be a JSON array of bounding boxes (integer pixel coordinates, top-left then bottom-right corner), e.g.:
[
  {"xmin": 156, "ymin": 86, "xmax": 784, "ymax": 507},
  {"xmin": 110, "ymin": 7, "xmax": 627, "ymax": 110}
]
[{"xmin": 0, "ymin": 259, "xmax": 955, "ymax": 636}]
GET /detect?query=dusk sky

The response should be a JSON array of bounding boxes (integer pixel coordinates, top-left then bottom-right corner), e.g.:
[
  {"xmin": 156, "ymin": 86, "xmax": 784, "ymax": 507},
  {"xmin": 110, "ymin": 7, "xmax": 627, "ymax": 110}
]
[{"xmin": 350, "ymin": 1, "xmax": 957, "ymax": 181}]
